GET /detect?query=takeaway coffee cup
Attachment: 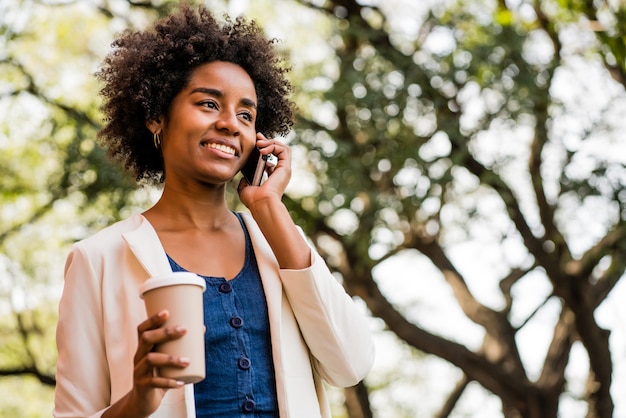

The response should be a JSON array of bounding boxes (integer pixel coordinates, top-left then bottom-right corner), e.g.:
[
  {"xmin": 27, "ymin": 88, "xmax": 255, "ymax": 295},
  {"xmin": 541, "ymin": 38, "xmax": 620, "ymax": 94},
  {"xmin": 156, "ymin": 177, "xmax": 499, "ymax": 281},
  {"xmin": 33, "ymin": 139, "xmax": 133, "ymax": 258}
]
[{"xmin": 139, "ymin": 272, "xmax": 206, "ymax": 384}]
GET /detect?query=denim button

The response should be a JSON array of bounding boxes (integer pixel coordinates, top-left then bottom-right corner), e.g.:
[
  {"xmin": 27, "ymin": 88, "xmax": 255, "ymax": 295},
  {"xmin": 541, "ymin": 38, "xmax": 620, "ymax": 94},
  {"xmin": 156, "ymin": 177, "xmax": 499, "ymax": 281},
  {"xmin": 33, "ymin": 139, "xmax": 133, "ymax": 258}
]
[
  {"xmin": 218, "ymin": 282, "xmax": 232, "ymax": 293},
  {"xmin": 230, "ymin": 316, "xmax": 243, "ymax": 328},
  {"xmin": 238, "ymin": 356, "xmax": 251, "ymax": 370},
  {"xmin": 242, "ymin": 398, "xmax": 256, "ymax": 413}
]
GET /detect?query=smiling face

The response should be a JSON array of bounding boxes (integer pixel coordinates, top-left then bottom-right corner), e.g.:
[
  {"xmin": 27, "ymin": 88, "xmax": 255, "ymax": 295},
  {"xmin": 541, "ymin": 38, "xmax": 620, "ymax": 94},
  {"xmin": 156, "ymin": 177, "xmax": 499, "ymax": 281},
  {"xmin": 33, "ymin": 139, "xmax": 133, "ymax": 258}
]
[{"xmin": 152, "ymin": 61, "xmax": 258, "ymax": 187}]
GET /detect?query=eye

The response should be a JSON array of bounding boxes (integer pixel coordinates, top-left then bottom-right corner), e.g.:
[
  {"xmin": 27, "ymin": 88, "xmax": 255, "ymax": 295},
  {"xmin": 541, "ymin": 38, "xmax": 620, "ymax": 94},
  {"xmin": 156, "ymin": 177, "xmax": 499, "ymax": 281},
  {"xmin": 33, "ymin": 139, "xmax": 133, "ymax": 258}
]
[
  {"xmin": 200, "ymin": 100, "xmax": 218, "ymax": 110},
  {"xmin": 239, "ymin": 111, "xmax": 254, "ymax": 122}
]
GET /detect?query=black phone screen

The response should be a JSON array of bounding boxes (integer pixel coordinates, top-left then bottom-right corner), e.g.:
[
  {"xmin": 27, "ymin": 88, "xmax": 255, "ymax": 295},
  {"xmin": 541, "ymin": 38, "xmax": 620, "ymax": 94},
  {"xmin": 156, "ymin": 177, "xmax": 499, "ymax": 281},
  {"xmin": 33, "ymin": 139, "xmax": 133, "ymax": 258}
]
[{"xmin": 241, "ymin": 146, "xmax": 266, "ymax": 186}]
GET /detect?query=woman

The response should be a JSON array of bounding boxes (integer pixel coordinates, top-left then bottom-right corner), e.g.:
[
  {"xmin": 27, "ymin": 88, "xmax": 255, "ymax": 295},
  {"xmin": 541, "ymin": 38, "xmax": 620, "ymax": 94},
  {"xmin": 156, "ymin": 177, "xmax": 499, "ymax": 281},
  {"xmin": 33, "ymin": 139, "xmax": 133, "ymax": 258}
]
[{"xmin": 53, "ymin": 4, "xmax": 374, "ymax": 418}]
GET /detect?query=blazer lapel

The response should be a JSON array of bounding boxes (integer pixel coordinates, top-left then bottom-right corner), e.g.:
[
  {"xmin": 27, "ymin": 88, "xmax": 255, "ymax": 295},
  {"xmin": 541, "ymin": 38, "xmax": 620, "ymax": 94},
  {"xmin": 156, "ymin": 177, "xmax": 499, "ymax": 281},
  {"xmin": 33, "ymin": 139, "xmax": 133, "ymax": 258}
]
[
  {"xmin": 122, "ymin": 214, "xmax": 173, "ymax": 278},
  {"xmin": 240, "ymin": 212, "xmax": 283, "ymax": 315},
  {"xmin": 240, "ymin": 212, "xmax": 290, "ymax": 416}
]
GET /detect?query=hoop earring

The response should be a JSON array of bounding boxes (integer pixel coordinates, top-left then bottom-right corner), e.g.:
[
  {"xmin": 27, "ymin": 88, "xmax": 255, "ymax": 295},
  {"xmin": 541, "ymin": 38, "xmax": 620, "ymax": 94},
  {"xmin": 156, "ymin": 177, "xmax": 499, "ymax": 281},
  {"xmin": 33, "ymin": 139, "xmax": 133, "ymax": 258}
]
[{"xmin": 153, "ymin": 131, "xmax": 161, "ymax": 148}]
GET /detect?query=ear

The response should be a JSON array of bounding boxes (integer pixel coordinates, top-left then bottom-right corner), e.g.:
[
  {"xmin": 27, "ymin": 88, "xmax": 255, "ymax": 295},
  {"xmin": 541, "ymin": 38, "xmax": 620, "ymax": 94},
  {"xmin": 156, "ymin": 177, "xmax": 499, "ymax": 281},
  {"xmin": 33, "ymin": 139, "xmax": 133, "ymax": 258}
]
[{"xmin": 146, "ymin": 118, "xmax": 163, "ymax": 134}]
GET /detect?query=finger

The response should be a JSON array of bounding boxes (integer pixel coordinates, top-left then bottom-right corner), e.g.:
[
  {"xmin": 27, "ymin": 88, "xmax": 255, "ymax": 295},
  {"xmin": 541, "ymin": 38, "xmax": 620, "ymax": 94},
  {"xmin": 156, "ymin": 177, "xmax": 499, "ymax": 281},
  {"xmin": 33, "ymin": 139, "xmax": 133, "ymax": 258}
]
[
  {"xmin": 137, "ymin": 310, "xmax": 169, "ymax": 335},
  {"xmin": 151, "ymin": 325, "xmax": 187, "ymax": 345},
  {"xmin": 255, "ymin": 133, "xmax": 285, "ymax": 156},
  {"xmin": 267, "ymin": 140, "xmax": 289, "ymax": 158},
  {"xmin": 134, "ymin": 353, "xmax": 191, "ymax": 391},
  {"xmin": 258, "ymin": 145, "xmax": 288, "ymax": 170},
  {"xmin": 134, "ymin": 311, "xmax": 168, "ymax": 362},
  {"xmin": 134, "ymin": 373, "xmax": 185, "ymax": 391},
  {"xmin": 135, "ymin": 324, "xmax": 187, "ymax": 362},
  {"xmin": 135, "ymin": 352, "xmax": 190, "ymax": 377},
  {"xmin": 149, "ymin": 376, "xmax": 186, "ymax": 389},
  {"xmin": 137, "ymin": 325, "xmax": 187, "ymax": 354}
]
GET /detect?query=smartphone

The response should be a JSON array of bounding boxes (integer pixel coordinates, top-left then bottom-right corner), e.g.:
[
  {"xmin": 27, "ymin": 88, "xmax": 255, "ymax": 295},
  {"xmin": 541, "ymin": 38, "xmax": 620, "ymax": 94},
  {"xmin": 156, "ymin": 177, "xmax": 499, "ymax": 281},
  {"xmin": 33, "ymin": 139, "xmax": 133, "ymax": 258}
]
[{"xmin": 241, "ymin": 146, "xmax": 267, "ymax": 186}]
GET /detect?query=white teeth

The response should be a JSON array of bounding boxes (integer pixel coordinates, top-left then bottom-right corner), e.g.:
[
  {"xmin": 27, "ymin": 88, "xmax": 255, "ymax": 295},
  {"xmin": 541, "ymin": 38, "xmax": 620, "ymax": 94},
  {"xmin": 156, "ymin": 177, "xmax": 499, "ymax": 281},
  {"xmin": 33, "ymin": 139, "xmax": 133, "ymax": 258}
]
[{"xmin": 206, "ymin": 143, "xmax": 235, "ymax": 155}]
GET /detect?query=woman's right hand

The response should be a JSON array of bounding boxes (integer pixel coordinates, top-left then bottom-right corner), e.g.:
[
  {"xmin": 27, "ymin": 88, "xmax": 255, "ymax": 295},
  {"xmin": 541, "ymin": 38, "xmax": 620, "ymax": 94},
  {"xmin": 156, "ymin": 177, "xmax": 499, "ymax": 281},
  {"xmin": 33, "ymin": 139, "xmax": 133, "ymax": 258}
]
[{"xmin": 102, "ymin": 310, "xmax": 189, "ymax": 418}]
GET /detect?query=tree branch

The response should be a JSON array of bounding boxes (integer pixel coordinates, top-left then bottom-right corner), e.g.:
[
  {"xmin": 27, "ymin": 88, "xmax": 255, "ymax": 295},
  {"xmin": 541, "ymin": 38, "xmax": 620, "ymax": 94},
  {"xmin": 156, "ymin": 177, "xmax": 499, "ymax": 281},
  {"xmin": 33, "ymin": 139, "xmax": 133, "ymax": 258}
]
[
  {"xmin": 537, "ymin": 305, "xmax": 576, "ymax": 393},
  {"xmin": 0, "ymin": 367, "xmax": 56, "ymax": 386},
  {"xmin": 344, "ymin": 381, "xmax": 373, "ymax": 418},
  {"xmin": 434, "ymin": 375, "xmax": 470, "ymax": 418}
]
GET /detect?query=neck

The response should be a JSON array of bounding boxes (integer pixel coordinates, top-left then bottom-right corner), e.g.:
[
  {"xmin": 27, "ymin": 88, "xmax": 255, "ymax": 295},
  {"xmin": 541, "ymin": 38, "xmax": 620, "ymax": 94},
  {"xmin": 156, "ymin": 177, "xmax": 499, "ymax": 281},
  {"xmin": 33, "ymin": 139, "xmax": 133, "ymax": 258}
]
[{"xmin": 144, "ymin": 181, "xmax": 234, "ymax": 231}]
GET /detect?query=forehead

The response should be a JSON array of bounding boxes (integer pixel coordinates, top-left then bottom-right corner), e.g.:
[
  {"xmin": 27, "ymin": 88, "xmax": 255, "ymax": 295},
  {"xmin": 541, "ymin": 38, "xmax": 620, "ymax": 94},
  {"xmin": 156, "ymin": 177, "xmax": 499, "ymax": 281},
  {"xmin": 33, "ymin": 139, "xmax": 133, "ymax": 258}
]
[{"xmin": 187, "ymin": 61, "xmax": 257, "ymax": 99}]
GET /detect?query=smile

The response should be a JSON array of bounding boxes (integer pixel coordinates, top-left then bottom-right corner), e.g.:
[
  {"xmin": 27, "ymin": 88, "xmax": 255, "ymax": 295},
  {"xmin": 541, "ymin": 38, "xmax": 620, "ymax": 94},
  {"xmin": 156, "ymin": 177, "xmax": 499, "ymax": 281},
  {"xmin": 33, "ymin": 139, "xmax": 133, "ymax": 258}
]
[{"xmin": 204, "ymin": 142, "xmax": 236, "ymax": 156}]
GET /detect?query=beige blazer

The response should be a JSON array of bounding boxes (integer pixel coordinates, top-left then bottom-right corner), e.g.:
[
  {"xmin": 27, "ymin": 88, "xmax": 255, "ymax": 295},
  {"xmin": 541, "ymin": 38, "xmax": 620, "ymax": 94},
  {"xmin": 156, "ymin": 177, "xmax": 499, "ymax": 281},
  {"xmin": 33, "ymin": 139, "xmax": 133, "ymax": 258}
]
[{"xmin": 54, "ymin": 213, "xmax": 374, "ymax": 418}]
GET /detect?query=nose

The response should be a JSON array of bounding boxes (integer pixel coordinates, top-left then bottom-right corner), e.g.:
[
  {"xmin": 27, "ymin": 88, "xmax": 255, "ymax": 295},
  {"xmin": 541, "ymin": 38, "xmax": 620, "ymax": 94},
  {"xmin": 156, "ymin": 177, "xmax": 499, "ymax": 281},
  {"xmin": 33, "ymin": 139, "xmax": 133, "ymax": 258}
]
[{"xmin": 215, "ymin": 108, "xmax": 240, "ymax": 136}]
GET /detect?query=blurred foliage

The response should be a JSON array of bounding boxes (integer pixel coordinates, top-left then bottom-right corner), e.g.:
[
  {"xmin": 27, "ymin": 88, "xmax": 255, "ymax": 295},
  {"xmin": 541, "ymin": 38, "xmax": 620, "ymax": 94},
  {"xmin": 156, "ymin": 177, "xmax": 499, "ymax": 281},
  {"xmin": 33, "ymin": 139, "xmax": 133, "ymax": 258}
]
[
  {"xmin": 284, "ymin": 0, "xmax": 626, "ymax": 417},
  {"xmin": 1, "ymin": 0, "xmax": 626, "ymax": 417},
  {"xmin": 0, "ymin": 1, "xmax": 158, "ymax": 416}
]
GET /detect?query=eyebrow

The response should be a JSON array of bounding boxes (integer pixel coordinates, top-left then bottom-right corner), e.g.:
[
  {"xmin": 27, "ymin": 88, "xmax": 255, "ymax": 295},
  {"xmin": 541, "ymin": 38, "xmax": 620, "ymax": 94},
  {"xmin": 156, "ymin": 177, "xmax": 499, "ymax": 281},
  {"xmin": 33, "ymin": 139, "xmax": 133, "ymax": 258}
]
[{"xmin": 190, "ymin": 87, "xmax": 257, "ymax": 109}]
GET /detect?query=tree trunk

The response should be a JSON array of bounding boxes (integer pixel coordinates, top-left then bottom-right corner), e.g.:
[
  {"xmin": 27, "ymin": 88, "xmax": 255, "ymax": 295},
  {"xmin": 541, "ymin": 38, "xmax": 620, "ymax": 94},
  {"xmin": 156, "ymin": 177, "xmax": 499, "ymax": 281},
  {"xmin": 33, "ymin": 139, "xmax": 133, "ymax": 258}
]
[{"xmin": 344, "ymin": 381, "xmax": 373, "ymax": 418}]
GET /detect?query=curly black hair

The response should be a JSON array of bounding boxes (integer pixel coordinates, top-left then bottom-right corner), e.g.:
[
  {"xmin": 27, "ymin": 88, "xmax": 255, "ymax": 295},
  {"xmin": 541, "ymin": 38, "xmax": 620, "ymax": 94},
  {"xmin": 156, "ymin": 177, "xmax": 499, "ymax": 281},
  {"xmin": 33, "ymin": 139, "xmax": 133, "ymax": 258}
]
[{"xmin": 96, "ymin": 3, "xmax": 294, "ymax": 184}]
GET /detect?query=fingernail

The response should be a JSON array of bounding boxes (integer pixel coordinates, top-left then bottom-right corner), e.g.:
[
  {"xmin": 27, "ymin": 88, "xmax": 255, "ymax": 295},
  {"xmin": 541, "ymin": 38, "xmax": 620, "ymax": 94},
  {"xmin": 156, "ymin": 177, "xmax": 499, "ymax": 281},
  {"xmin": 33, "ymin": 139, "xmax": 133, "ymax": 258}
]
[
  {"xmin": 158, "ymin": 310, "xmax": 168, "ymax": 318},
  {"xmin": 175, "ymin": 325, "xmax": 187, "ymax": 333},
  {"xmin": 176, "ymin": 380, "xmax": 185, "ymax": 386},
  {"xmin": 179, "ymin": 357, "xmax": 190, "ymax": 365}
]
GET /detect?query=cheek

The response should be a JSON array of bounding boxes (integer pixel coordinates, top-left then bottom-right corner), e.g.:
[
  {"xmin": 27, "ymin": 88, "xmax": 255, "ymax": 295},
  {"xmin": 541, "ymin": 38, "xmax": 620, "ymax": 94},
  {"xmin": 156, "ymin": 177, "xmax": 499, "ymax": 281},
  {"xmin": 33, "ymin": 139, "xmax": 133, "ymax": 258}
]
[
  {"xmin": 243, "ymin": 136, "xmax": 258, "ymax": 154},
  {"xmin": 168, "ymin": 104, "xmax": 208, "ymax": 128},
  {"xmin": 163, "ymin": 117, "xmax": 205, "ymax": 144}
]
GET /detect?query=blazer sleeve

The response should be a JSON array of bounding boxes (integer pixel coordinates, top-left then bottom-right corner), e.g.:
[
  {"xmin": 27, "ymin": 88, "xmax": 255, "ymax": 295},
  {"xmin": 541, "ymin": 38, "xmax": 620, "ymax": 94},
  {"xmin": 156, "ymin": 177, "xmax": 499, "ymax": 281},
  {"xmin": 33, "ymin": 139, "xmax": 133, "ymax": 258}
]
[
  {"xmin": 279, "ymin": 246, "xmax": 375, "ymax": 388},
  {"xmin": 54, "ymin": 243, "xmax": 111, "ymax": 418}
]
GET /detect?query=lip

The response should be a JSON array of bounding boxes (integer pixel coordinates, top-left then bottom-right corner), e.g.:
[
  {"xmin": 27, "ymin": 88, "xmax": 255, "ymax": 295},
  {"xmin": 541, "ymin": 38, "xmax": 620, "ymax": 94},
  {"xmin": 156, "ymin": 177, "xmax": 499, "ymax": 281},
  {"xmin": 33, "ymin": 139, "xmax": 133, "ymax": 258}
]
[{"xmin": 199, "ymin": 137, "xmax": 240, "ymax": 157}]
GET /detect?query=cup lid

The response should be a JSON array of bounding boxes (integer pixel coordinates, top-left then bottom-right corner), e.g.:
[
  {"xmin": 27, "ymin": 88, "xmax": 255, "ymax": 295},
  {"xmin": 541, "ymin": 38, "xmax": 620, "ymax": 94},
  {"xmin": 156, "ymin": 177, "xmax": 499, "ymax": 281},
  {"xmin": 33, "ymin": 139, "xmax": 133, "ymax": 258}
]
[{"xmin": 139, "ymin": 272, "xmax": 206, "ymax": 298}]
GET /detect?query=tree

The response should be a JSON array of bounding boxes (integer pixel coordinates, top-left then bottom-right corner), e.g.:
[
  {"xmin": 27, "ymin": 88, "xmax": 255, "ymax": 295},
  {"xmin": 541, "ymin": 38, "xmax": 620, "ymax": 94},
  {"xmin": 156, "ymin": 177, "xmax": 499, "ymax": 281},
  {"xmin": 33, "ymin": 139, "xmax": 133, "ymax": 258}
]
[
  {"xmin": 284, "ymin": 0, "xmax": 626, "ymax": 417},
  {"xmin": 0, "ymin": 0, "xmax": 161, "ymax": 413},
  {"xmin": 2, "ymin": 0, "xmax": 626, "ymax": 417}
]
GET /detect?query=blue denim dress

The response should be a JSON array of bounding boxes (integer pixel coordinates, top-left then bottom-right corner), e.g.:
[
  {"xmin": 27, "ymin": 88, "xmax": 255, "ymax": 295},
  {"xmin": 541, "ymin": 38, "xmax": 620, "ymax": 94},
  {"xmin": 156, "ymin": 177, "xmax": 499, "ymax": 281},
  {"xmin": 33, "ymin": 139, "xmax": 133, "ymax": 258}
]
[{"xmin": 168, "ymin": 212, "xmax": 279, "ymax": 417}]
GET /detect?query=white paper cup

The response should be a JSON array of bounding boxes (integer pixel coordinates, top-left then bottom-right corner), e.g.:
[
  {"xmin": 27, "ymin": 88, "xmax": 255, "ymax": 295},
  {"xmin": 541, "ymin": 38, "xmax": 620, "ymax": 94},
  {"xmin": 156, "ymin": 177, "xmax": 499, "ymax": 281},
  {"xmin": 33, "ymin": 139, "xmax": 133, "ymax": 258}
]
[{"xmin": 139, "ymin": 272, "xmax": 206, "ymax": 384}]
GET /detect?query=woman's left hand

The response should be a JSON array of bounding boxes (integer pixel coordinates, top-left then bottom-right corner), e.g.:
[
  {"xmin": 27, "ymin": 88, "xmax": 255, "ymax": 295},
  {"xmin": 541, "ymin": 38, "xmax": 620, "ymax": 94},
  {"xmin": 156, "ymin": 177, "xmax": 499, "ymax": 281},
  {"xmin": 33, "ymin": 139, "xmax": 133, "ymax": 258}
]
[{"xmin": 238, "ymin": 133, "xmax": 291, "ymax": 208}]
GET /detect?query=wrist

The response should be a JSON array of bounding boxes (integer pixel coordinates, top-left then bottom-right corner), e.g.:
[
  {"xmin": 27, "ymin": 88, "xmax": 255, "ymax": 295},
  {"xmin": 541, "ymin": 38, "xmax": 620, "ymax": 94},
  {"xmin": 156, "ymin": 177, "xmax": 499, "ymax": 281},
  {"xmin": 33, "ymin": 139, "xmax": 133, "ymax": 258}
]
[
  {"xmin": 249, "ymin": 197, "xmax": 285, "ymax": 220},
  {"xmin": 248, "ymin": 199, "xmax": 311, "ymax": 270},
  {"xmin": 102, "ymin": 390, "xmax": 150, "ymax": 418}
]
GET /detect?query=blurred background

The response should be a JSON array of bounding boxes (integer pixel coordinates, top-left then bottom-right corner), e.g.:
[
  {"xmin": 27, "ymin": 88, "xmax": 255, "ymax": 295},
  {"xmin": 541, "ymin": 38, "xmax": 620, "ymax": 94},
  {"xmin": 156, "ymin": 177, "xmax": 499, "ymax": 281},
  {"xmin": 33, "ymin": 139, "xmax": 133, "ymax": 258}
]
[{"xmin": 1, "ymin": 0, "xmax": 626, "ymax": 417}]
